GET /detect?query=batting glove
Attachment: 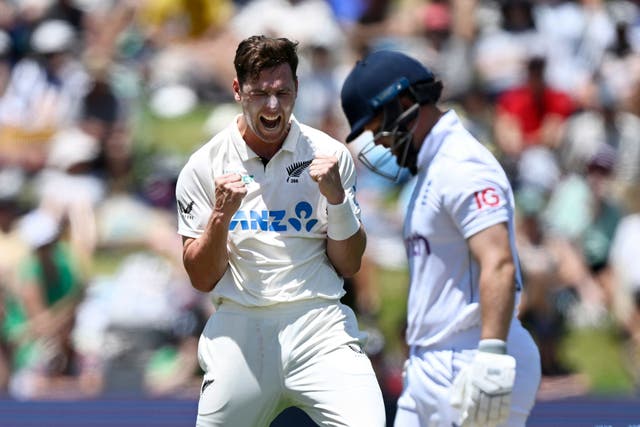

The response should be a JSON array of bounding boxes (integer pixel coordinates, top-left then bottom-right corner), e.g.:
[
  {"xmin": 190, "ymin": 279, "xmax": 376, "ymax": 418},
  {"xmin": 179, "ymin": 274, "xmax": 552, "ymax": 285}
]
[{"xmin": 450, "ymin": 339, "xmax": 516, "ymax": 427}]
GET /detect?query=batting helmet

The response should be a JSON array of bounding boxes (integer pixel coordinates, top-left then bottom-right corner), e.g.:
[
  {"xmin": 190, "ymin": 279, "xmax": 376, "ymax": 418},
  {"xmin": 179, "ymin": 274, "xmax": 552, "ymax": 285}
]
[{"xmin": 341, "ymin": 50, "xmax": 441, "ymax": 142}]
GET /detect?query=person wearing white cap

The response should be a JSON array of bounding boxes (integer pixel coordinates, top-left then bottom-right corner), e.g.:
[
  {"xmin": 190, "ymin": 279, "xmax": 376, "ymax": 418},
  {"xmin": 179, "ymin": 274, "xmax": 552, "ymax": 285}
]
[
  {"xmin": 30, "ymin": 19, "xmax": 76, "ymax": 55},
  {"xmin": 18, "ymin": 209, "xmax": 61, "ymax": 250},
  {"xmin": 32, "ymin": 126, "xmax": 104, "ymax": 275},
  {"xmin": 1, "ymin": 209, "xmax": 83, "ymax": 397}
]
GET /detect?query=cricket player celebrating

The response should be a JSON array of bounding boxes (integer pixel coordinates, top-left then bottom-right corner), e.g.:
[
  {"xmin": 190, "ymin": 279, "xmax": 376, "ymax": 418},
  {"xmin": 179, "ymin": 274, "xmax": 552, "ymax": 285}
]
[
  {"xmin": 175, "ymin": 36, "xmax": 385, "ymax": 426},
  {"xmin": 340, "ymin": 50, "xmax": 541, "ymax": 427}
]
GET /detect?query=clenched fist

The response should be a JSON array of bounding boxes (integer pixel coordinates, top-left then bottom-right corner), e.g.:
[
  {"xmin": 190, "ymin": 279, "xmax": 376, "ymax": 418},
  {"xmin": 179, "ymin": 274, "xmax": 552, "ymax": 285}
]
[
  {"xmin": 308, "ymin": 155, "xmax": 345, "ymax": 205},
  {"xmin": 214, "ymin": 173, "xmax": 247, "ymax": 217}
]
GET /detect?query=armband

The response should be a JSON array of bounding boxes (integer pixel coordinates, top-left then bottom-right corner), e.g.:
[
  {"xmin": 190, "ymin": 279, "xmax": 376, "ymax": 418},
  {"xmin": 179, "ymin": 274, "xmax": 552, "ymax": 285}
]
[
  {"xmin": 327, "ymin": 197, "xmax": 360, "ymax": 241},
  {"xmin": 478, "ymin": 339, "xmax": 507, "ymax": 354}
]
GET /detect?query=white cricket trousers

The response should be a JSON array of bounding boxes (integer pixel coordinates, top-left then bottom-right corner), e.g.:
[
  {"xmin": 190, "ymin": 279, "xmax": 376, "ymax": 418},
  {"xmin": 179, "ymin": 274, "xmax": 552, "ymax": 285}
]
[
  {"xmin": 195, "ymin": 298, "xmax": 386, "ymax": 427},
  {"xmin": 394, "ymin": 319, "xmax": 541, "ymax": 427}
]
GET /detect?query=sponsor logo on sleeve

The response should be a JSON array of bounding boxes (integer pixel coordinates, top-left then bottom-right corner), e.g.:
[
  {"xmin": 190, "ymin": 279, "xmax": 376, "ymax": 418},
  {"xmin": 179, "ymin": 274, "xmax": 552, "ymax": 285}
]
[
  {"xmin": 178, "ymin": 200, "xmax": 195, "ymax": 220},
  {"xmin": 201, "ymin": 378, "xmax": 214, "ymax": 395},
  {"xmin": 405, "ymin": 233, "xmax": 431, "ymax": 257},
  {"xmin": 473, "ymin": 187, "xmax": 500, "ymax": 209}
]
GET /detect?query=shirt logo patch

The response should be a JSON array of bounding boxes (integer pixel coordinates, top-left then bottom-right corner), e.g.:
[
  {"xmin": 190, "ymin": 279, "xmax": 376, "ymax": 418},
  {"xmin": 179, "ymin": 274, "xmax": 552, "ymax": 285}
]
[
  {"xmin": 178, "ymin": 200, "xmax": 195, "ymax": 219},
  {"xmin": 473, "ymin": 187, "xmax": 500, "ymax": 209},
  {"xmin": 229, "ymin": 201, "xmax": 318, "ymax": 232},
  {"xmin": 405, "ymin": 233, "xmax": 431, "ymax": 257},
  {"xmin": 286, "ymin": 159, "xmax": 313, "ymax": 183},
  {"xmin": 241, "ymin": 175, "xmax": 255, "ymax": 184},
  {"xmin": 201, "ymin": 379, "xmax": 214, "ymax": 395},
  {"xmin": 223, "ymin": 169, "xmax": 254, "ymax": 184}
]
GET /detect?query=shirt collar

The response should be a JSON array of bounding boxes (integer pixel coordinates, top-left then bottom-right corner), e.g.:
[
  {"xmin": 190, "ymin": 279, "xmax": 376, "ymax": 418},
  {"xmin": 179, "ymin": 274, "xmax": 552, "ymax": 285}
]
[
  {"xmin": 281, "ymin": 115, "xmax": 301, "ymax": 153},
  {"xmin": 416, "ymin": 109, "xmax": 459, "ymax": 171},
  {"xmin": 231, "ymin": 114, "xmax": 301, "ymax": 162}
]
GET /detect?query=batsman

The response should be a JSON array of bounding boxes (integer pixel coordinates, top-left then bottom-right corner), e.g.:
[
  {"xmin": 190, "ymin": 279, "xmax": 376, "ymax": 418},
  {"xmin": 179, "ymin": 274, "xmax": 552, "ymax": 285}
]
[{"xmin": 340, "ymin": 50, "xmax": 541, "ymax": 427}]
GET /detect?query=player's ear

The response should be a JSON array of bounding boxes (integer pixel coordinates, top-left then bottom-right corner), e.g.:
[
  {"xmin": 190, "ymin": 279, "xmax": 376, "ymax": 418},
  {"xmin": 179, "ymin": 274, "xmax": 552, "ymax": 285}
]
[
  {"xmin": 233, "ymin": 79, "xmax": 241, "ymax": 102},
  {"xmin": 399, "ymin": 93, "xmax": 415, "ymax": 109}
]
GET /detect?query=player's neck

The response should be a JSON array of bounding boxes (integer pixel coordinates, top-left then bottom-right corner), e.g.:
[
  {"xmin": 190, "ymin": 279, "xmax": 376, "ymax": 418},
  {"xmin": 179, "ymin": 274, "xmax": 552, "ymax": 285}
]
[
  {"xmin": 246, "ymin": 139, "xmax": 282, "ymax": 160},
  {"xmin": 415, "ymin": 106, "xmax": 445, "ymax": 144},
  {"xmin": 238, "ymin": 118, "xmax": 285, "ymax": 160}
]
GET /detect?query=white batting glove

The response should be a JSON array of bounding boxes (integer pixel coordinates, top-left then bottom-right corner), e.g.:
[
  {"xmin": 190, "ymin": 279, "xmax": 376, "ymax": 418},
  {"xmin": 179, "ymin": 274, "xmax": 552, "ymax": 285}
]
[{"xmin": 450, "ymin": 339, "xmax": 516, "ymax": 427}]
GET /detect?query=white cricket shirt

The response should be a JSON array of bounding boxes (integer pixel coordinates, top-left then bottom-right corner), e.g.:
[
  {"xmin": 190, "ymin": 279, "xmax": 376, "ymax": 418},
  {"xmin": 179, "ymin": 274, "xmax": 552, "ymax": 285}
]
[
  {"xmin": 404, "ymin": 110, "xmax": 523, "ymax": 347},
  {"xmin": 176, "ymin": 115, "xmax": 359, "ymax": 307}
]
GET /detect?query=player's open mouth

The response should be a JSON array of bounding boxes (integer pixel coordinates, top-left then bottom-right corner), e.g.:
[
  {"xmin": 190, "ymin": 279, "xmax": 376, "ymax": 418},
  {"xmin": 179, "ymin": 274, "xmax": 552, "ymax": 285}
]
[{"xmin": 260, "ymin": 116, "xmax": 281, "ymax": 129}]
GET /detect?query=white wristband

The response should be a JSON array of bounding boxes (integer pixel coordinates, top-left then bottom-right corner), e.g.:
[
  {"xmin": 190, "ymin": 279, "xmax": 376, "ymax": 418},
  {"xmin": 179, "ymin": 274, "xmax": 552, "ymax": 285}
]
[{"xmin": 327, "ymin": 197, "xmax": 360, "ymax": 241}]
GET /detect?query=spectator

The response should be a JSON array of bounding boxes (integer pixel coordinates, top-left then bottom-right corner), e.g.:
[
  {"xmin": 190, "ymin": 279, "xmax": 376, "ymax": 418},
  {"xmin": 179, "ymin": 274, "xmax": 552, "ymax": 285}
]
[
  {"xmin": 494, "ymin": 56, "xmax": 575, "ymax": 160},
  {"xmin": 559, "ymin": 80, "xmax": 640, "ymax": 201},
  {"xmin": 295, "ymin": 44, "xmax": 343, "ymax": 135},
  {"xmin": 43, "ymin": 0, "xmax": 86, "ymax": 32},
  {"xmin": 34, "ymin": 126, "xmax": 105, "ymax": 274},
  {"xmin": 71, "ymin": 230, "xmax": 206, "ymax": 397},
  {"xmin": 229, "ymin": 0, "xmax": 346, "ymax": 49},
  {"xmin": 536, "ymin": 0, "xmax": 615, "ymax": 98},
  {"xmin": 599, "ymin": 20, "xmax": 640, "ymax": 109},
  {"xmin": 3, "ymin": 209, "xmax": 83, "ymax": 399},
  {"xmin": 543, "ymin": 145, "xmax": 622, "ymax": 324},
  {"xmin": 0, "ymin": 168, "xmax": 29, "ymax": 393},
  {"xmin": 0, "ymin": 19, "xmax": 90, "ymax": 170},
  {"xmin": 137, "ymin": 0, "xmax": 234, "ymax": 41},
  {"xmin": 515, "ymin": 186, "xmax": 572, "ymax": 377},
  {"xmin": 416, "ymin": 1, "xmax": 474, "ymax": 101},
  {"xmin": 473, "ymin": 0, "xmax": 545, "ymax": 97},
  {"xmin": 612, "ymin": 79, "xmax": 640, "ymax": 203}
]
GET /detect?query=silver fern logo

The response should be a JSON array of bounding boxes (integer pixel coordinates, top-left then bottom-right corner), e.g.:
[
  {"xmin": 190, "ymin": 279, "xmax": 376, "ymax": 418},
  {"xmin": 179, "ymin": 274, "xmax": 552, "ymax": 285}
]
[{"xmin": 286, "ymin": 159, "xmax": 313, "ymax": 183}]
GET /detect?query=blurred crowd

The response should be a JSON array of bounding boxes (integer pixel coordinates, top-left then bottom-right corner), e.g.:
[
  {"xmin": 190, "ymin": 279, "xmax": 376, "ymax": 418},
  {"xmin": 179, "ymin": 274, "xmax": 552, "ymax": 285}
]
[{"xmin": 0, "ymin": 0, "xmax": 639, "ymax": 408}]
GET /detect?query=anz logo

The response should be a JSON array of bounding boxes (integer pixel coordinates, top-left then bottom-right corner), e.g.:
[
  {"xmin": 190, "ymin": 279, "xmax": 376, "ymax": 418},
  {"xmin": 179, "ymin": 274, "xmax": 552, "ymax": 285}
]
[{"xmin": 229, "ymin": 201, "xmax": 319, "ymax": 232}]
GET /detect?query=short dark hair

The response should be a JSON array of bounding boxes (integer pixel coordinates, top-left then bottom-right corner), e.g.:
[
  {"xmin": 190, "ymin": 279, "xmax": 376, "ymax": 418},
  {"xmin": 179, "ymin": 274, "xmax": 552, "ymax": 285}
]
[{"xmin": 234, "ymin": 35, "xmax": 299, "ymax": 87}]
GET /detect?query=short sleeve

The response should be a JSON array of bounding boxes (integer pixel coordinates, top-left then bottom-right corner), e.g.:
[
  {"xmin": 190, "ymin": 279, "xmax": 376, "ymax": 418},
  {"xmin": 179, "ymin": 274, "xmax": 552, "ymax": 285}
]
[
  {"xmin": 442, "ymin": 170, "xmax": 510, "ymax": 239},
  {"xmin": 175, "ymin": 155, "xmax": 215, "ymax": 238}
]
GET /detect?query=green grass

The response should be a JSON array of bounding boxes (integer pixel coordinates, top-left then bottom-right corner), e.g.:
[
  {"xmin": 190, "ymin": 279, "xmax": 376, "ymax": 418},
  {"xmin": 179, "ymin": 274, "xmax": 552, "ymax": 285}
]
[
  {"xmin": 560, "ymin": 324, "xmax": 635, "ymax": 394},
  {"xmin": 376, "ymin": 267, "xmax": 409, "ymax": 356},
  {"xmin": 91, "ymin": 247, "xmax": 145, "ymax": 276},
  {"xmin": 134, "ymin": 105, "xmax": 215, "ymax": 156}
]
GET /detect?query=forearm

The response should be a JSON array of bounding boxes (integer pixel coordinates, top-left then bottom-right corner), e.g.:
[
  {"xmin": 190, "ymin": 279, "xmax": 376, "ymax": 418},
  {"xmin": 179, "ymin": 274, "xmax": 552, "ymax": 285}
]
[
  {"xmin": 327, "ymin": 226, "xmax": 366, "ymax": 277},
  {"xmin": 30, "ymin": 298, "xmax": 79, "ymax": 339},
  {"xmin": 183, "ymin": 212, "xmax": 231, "ymax": 292},
  {"xmin": 324, "ymin": 192, "xmax": 366, "ymax": 277},
  {"xmin": 479, "ymin": 260, "xmax": 516, "ymax": 341}
]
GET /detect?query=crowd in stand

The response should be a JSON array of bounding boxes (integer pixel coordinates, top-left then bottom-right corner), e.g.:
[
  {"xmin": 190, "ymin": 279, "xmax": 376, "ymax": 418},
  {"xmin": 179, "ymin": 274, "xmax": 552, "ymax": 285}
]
[{"xmin": 0, "ymin": 0, "xmax": 639, "ymax": 404}]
